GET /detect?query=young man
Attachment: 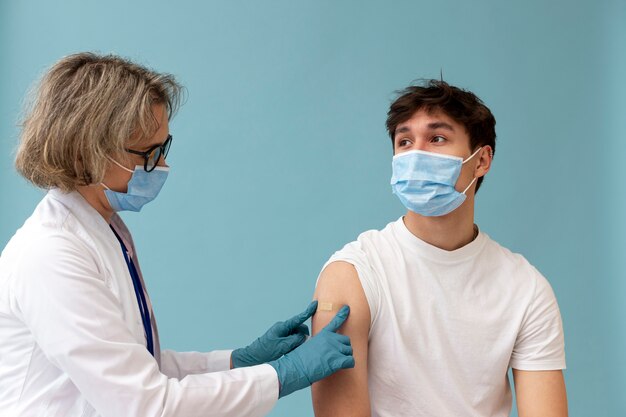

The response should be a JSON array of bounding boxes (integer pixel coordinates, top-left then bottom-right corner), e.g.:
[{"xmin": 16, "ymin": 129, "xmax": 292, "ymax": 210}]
[{"xmin": 311, "ymin": 80, "xmax": 567, "ymax": 417}]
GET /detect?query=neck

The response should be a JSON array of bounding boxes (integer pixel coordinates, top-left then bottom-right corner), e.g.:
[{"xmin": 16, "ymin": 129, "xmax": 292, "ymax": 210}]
[
  {"xmin": 403, "ymin": 196, "xmax": 477, "ymax": 251},
  {"xmin": 76, "ymin": 185, "xmax": 115, "ymax": 223}
]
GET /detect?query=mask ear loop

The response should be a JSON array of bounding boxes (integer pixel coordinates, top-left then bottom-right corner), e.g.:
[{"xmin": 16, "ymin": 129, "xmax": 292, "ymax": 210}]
[
  {"xmin": 462, "ymin": 146, "xmax": 483, "ymax": 164},
  {"xmin": 461, "ymin": 176, "xmax": 478, "ymax": 195},
  {"xmin": 101, "ymin": 157, "xmax": 135, "ymax": 191},
  {"xmin": 107, "ymin": 156, "xmax": 135, "ymax": 173},
  {"xmin": 461, "ymin": 146, "xmax": 485, "ymax": 194}
]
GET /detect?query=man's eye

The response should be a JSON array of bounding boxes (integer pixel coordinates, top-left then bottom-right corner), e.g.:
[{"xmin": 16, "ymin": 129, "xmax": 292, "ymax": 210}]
[
  {"xmin": 431, "ymin": 135, "xmax": 446, "ymax": 143},
  {"xmin": 398, "ymin": 139, "xmax": 411, "ymax": 147}
]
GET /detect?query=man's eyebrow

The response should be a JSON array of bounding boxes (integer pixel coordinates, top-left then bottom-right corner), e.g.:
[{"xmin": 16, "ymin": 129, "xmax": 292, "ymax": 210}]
[
  {"xmin": 394, "ymin": 122, "xmax": 455, "ymax": 138},
  {"xmin": 426, "ymin": 121, "xmax": 455, "ymax": 132},
  {"xmin": 394, "ymin": 126, "xmax": 411, "ymax": 137}
]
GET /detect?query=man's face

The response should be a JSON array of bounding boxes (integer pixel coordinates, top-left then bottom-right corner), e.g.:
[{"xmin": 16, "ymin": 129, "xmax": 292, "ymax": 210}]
[{"xmin": 393, "ymin": 108, "xmax": 483, "ymax": 196}]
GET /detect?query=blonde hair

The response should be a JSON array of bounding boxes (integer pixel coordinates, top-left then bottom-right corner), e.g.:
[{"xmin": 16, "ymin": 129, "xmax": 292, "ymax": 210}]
[{"xmin": 16, "ymin": 52, "xmax": 183, "ymax": 192}]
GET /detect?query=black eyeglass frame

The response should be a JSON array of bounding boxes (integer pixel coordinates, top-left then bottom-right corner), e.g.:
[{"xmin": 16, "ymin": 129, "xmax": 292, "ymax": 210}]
[{"xmin": 125, "ymin": 134, "xmax": 172, "ymax": 172}]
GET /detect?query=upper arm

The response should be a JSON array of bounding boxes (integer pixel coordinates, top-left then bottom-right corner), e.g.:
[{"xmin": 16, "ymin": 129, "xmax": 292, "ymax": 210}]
[
  {"xmin": 511, "ymin": 272, "xmax": 567, "ymax": 416},
  {"xmin": 513, "ymin": 369, "xmax": 568, "ymax": 417},
  {"xmin": 311, "ymin": 261, "xmax": 371, "ymax": 417}
]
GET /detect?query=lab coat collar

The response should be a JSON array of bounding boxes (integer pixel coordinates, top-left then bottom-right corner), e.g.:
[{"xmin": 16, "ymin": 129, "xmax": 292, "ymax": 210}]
[{"xmin": 47, "ymin": 188, "xmax": 124, "ymax": 249}]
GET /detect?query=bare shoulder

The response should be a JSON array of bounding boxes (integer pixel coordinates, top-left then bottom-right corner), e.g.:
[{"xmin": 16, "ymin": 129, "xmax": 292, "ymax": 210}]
[
  {"xmin": 312, "ymin": 261, "xmax": 370, "ymax": 335},
  {"xmin": 316, "ymin": 261, "xmax": 362, "ymax": 293}
]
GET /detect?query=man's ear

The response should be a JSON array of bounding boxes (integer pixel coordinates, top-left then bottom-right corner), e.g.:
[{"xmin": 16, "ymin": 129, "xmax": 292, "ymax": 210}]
[{"xmin": 475, "ymin": 145, "xmax": 493, "ymax": 178}]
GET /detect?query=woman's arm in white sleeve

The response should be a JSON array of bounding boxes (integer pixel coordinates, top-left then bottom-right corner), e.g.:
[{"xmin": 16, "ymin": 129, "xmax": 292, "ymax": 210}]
[
  {"xmin": 160, "ymin": 349, "xmax": 233, "ymax": 378},
  {"xmin": 12, "ymin": 233, "xmax": 278, "ymax": 417}
]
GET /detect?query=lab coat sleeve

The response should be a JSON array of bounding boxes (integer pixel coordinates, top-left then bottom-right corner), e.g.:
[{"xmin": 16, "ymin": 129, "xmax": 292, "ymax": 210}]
[
  {"xmin": 160, "ymin": 349, "xmax": 233, "ymax": 379},
  {"xmin": 11, "ymin": 232, "xmax": 279, "ymax": 417}
]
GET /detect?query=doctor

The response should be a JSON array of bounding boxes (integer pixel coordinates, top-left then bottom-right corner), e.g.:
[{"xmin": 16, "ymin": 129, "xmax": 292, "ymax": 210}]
[{"xmin": 0, "ymin": 52, "xmax": 354, "ymax": 417}]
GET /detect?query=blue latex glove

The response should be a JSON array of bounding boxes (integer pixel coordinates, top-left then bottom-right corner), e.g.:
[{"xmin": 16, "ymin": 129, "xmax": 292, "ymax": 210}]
[
  {"xmin": 269, "ymin": 305, "xmax": 354, "ymax": 398},
  {"xmin": 231, "ymin": 301, "xmax": 318, "ymax": 368}
]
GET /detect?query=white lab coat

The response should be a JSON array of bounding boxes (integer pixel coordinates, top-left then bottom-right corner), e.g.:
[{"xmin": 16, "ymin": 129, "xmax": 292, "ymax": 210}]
[{"xmin": 0, "ymin": 189, "xmax": 278, "ymax": 417}]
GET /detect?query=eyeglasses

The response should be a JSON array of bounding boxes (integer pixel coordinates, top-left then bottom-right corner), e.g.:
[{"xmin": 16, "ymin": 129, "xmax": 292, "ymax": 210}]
[{"xmin": 125, "ymin": 134, "xmax": 173, "ymax": 172}]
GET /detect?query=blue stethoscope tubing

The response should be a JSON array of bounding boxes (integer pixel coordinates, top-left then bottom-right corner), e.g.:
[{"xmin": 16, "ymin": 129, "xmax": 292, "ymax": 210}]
[{"xmin": 111, "ymin": 227, "xmax": 155, "ymax": 356}]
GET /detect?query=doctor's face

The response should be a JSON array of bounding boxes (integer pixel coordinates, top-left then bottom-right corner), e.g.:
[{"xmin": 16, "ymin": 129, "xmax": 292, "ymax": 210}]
[{"xmin": 101, "ymin": 103, "xmax": 170, "ymax": 193}]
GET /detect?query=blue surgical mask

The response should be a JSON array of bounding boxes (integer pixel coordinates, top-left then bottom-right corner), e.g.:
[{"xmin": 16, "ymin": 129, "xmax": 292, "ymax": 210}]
[
  {"xmin": 102, "ymin": 159, "xmax": 169, "ymax": 212},
  {"xmin": 390, "ymin": 147, "xmax": 482, "ymax": 216}
]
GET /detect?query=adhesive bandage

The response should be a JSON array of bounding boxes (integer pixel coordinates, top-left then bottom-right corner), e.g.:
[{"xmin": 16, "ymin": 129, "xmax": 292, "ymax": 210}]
[{"xmin": 319, "ymin": 302, "xmax": 334, "ymax": 311}]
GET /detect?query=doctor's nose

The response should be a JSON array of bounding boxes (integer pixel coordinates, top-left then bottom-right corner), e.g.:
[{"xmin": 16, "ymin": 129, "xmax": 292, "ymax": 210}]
[{"xmin": 157, "ymin": 155, "xmax": 169, "ymax": 168}]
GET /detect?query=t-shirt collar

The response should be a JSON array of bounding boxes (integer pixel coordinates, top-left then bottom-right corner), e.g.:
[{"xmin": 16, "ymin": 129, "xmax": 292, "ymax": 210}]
[{"xmin": 392, "ymin": 216, "xmax": 487, "ymax": 263}]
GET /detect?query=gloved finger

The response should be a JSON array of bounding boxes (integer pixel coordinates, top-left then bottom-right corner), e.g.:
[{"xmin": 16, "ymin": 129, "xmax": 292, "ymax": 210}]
[
  {"xmin": 332, "ymin": 333, "xmax": 351, "ymax": 346},
  {"xmin": 280, "ymin": 333, "xmax": 307, "ymax": 352},
  {"xmin": 283, "ymin": 300, "xmax": 318, "ymax": 331},
  {"xmin": 332, "ymin": 355, "xmax": 355, "ymax": 371},
  {"xmin": 269, "ymin": 321, "xmax": 285, "ymax": 334},
  {"xmin": 337, "ymin": 342, "xmax": 353, "ymax": 356},
  {"xmin": 290, "ymin": 323, "xmax": 310, "ymax": 337},
  {"xmin": 323, "ymin": 305, "xmax": 350, "ymax": 333},
  {"xmin": 341, "ymin": 356, "xmax": 356, "ymax": 369}
]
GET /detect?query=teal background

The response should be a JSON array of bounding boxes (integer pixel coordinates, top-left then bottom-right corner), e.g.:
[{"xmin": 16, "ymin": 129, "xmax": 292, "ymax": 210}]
[{"xmin": 1, "ymin": 1, "xmax": 624, "ymax": 415}]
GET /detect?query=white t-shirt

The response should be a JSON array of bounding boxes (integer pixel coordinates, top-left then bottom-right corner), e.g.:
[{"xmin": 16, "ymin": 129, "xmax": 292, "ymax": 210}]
[{"xmin": 321, "ymin": 217, "xmax": 565, "ymax": 417}]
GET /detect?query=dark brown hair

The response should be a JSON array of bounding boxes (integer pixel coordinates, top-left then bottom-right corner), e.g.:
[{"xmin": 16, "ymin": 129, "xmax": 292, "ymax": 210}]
[{"xmin": 386, "ymin": 80, "xmax": 496, "ymax": 191}]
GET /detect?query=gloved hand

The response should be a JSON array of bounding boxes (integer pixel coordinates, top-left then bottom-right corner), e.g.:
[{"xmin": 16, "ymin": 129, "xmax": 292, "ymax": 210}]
[
  {"xmin": 231, "ymin": 301, "xmax": 318, "ymax": 368},
  {"xmin": 268, "ymin": 305, "xmax": 354, "ymax": 398}
]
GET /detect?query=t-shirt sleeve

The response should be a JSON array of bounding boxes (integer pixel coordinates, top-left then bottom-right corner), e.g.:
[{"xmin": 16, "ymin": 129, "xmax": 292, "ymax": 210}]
[
  {"xmin": 509, "ymin": 270, "xmax": 566, "ymax": 371},
  {"xmin": 316, "ymin": 240, "xmax": 381, "ymax": 328}
]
